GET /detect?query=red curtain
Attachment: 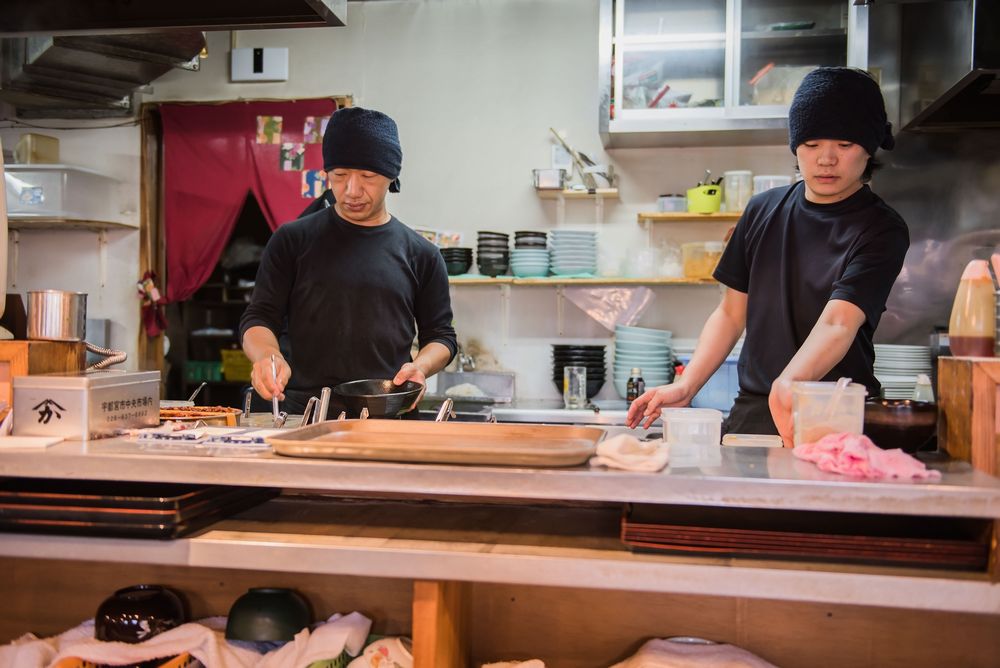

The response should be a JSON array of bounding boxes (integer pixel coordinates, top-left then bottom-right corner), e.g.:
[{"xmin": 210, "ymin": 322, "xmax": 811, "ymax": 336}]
[{"xmin": 161, "ymin": 99, "xmax": 338, "ymax": 302}]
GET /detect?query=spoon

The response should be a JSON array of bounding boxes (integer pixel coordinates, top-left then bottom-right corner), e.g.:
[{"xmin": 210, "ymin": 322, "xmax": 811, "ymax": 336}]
[{"xmin": 825, "ymin": 377, "xmax": 852, "ymax": 422}]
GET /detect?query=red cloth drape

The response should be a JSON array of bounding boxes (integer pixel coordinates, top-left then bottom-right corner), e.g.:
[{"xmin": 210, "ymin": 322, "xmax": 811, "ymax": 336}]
[{"xmin": 161, "ymin": 99, "xmax": 338, "ymax": 302}]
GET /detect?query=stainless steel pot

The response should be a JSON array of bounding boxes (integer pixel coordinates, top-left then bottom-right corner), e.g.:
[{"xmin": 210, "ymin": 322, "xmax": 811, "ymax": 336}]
[{"xmin": 27, "ymin": 290, "xmax": 87, "ymax": 341}]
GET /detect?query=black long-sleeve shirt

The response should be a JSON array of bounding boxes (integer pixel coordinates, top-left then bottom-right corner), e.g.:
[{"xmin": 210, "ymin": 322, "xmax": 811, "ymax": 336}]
[{"xmin": 240, "ymin": 207, "xmax": 457, "ymax": 399}]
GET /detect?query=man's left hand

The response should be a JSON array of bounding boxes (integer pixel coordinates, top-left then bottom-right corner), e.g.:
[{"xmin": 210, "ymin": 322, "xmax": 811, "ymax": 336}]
[
  {"xmin": 393, "ymin": 362, "xmax": 428, "ymax": 407},
  {"xmin": 769, "ymin": 378, "xmax": 795, "ymax": 447}
]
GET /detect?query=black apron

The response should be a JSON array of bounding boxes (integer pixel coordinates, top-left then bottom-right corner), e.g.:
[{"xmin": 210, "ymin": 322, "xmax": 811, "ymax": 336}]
[{"xmin": 722, "ymin": 391, "xmax": 779, "ymax": 436}]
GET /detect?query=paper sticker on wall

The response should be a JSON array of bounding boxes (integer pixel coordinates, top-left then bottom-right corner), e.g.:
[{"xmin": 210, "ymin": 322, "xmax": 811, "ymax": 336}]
[
  {"xmin": 302, "ymin": 170, "xmax": 326, "ymax": 198},
  {"xmin": 303, "ymin": 117, "xmax": 322, "ymax": 143},
  {"xmin": 280, "ymin": 143, "xmax": 305, "ymax": 171},
  {"xmin": 320, "ymin": 116, "xmax": 331, "ymax": 137},
  {"xmin": 256, "ymin": 116, "xmax": 282, "ymax": 144}
]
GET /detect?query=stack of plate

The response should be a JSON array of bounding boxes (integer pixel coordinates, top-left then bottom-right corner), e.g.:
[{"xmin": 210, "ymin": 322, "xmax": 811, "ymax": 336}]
[
  {"xmin": 477, "ymin": 231, "xmax": 510, "ymax": 277},
  {"xmin": 612, "ymin": 325, "xmax": 674, "ymax": 399},
  {"xmin": 549, "ymin": 230, "xmax": 597, "ymax": 276},
  {"xmin": 551, "ymin": 344, "xmax": 606, "ymax": 399},
  {"xmin": 874, "ymin": 344, "xmax": 932, "ymax": 399}
]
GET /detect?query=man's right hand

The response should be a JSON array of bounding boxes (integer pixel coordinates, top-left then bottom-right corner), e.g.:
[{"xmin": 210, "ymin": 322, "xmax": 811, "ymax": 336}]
[
  {"xmin": 250, "ymin": 353, "xmax": 290, "ymax": 401},
  {"xmin": 626, "ymin": 381, "xmax": 695, "ymax": 429}
]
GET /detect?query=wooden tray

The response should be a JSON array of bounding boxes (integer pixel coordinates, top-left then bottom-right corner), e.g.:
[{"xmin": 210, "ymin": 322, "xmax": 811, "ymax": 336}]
[
  {"xmin": 621, "ymin": 504, "xmax": 991, "ymax": 570},
  {"xmin": 268, "ymin": 419, "xmax": 604, "ymax": 467}
]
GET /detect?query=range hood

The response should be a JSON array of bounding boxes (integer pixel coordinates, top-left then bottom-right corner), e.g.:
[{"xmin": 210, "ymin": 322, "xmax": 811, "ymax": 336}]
[
  {"xmin": 0, "ymin": 0, "xmax": 347, "ymax": 118},
  {"xmin": 887, "ymin": 0, "xmax": 1000, "ymax": 131}
]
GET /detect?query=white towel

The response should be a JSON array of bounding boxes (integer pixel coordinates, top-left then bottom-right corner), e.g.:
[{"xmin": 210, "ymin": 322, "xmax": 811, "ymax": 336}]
[
  {"xmin": 610, "ymin": 638, "xmax": 778, "ymax": 668},
  {"xmin": 590, "ymin": 433, "xmax": 669, "ymax": 472},
  {"xmin": 482, "ymin": 661, "xmax": 546, "ymax": 668},
  {"xmin": 1, "ymin": 612, "xmax": 372, "ymax": 668}
]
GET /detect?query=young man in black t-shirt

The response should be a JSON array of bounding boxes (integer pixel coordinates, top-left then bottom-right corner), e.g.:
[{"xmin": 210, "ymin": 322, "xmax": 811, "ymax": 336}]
[{"xmin": 627, "ymin": 68, "xmax": 908, "ymax": 445}]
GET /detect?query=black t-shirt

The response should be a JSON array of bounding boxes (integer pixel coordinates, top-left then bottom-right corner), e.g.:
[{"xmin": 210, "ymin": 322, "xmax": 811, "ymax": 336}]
[
  {"xmin": 713, "ymin": 181, "xmax": 909, "ymax": 397},
  {"xmin": 239, "ymin": 208, "xmax": 457, "ymax": 396}
]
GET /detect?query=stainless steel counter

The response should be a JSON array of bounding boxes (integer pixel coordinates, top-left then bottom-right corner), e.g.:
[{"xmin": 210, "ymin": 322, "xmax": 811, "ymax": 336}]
[{"xmin": 1, "ymin": 430, "xmax": 998, "ymax": 519}]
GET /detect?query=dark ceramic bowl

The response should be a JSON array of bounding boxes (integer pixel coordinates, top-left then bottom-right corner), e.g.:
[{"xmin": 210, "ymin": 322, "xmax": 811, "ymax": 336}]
[
  {"xmin": 551, "ymin": 378, "xmax": 605, "ymax": 399},
  {"xmin": 225, "ymin": 588, "xmax": 311, "ymax": 642},
  {"xmin": 333, "ymin": 379, "xmax": 424, "ymax": 418},
  {"xmin": 445, "ymin": 259, "xmax": 472, "ymax": 275},
  {"xmin": 95, "ymin": 584, "xmax": 187, "ymax": 643},
  {"xmin": 478, "ymin": 261, "xmax": 509, "ymax": 277},
  {"xmin": 863, "ymin": 399, "xmax": 938, "ymax": 453}
]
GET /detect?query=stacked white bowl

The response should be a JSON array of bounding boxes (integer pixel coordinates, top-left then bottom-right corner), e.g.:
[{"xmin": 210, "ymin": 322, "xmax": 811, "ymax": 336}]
[
  {"xmin": 612, "ymin": 325, "xmax": 674, "ymax": 399},
  {"xmin": 549, "ymin": 230, "xmax": 598, "ymax": 276},
  {"xmin": 874, "ymin": 344, "xmax": 932, "ymax": 399}
]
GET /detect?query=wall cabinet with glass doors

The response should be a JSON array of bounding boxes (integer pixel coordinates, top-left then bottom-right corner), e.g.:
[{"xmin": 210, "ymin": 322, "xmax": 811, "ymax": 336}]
[{"xmin": 599, "ymin": 0, "xmax": 869, "ymax": 147}]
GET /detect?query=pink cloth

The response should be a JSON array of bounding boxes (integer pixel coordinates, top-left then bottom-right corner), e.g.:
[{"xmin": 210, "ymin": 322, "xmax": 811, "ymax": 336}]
[{"xmin": 793, "ymin": 432, "xmax": 941, "ymax": 480}]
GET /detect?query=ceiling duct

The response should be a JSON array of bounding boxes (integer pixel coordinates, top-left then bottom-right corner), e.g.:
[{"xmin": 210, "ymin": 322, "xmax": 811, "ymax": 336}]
[
  {"xmin": 1, "ymin": 33, "xmax": 207, "ymax": 118},
  {"xmin": 0, "ymin": 0, "xmax": 347, "ymax": 118}
]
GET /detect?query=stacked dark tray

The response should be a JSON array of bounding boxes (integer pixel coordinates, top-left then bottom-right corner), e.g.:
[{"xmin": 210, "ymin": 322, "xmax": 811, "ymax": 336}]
[
  {"xmin": 0, "ymin": 478, "xmax": 279, "ymax": 539},
  {"xmin": 622, "ymin": 504, "xmax": 990, "ymax": 571}
]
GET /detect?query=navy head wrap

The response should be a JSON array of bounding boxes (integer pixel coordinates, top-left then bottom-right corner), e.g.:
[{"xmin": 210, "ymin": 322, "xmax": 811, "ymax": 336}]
[
  {"xmin": 788, "ymin": 67, "xmax": 894, "ymax": 156},
  {"xmin": 322, "ymin": 107, "xmax": 403, "ymax": 193}
]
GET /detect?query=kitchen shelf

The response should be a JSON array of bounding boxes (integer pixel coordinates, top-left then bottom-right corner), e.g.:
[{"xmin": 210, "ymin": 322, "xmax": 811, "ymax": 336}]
[
  {"xmin": 741, "ymin": 28, "xmax": 847, "ymax": 48},
  {"xmin": 7, "ymin": 216, "xmax": 138, "ymax": 230},
  {"xmin": 637, "ymin": 212, "xmax": 741, "ymax": 224},
  {"xmin": 535, "ymin": 188, "xmax": 619, "ymax": 200},
  {"xmin": 449, "ymin": 276, "xmax": 717, "ymax": 286},
  {"xmin": 0, "ymin": 496, "xmax": 996, "ymax": 615}
]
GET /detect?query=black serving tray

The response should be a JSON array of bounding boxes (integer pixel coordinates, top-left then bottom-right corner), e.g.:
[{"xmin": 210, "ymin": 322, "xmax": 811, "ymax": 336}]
[{"xmin": 0, "ymin": 478, "xmax": 279, "ymax": 538}]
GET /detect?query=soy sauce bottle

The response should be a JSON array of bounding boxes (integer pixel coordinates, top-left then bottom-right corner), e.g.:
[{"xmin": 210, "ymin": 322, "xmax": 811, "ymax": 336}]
[{"xmin": 626, "ymin": 367, "xmax": 645, "ymax": 404}]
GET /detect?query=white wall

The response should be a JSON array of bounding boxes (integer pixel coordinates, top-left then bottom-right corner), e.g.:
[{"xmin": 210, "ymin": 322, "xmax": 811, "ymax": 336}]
[
  {"xmin": 11, "ymin": 0, "xmax": 798, "ymax": 399},
  {"xmin": 1, "ymin": 124, "xmax": 142, "ymax": 368}
]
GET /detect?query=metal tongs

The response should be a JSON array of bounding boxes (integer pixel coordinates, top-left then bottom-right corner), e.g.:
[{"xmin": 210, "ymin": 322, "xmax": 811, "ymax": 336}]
[{"xmin": 269, "ymin": 354, "xmax": 287, "ymax": 428}]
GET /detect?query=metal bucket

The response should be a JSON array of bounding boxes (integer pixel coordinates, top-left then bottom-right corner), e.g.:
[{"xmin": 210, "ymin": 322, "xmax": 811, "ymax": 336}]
[{"xmin": 27, "ymin": 290, "xmax": 87, "ymax": 341}]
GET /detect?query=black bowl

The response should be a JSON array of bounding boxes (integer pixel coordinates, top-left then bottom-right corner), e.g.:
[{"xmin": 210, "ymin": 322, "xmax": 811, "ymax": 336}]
[
  {"xmin": 478, "ymin": 230, "xmax": 509, "ymax": 238},
  {"xmin": 478, "ymin": 261, "xmax": 509, "ymax": 277},
  {"xmin": 445, "ymin": 259, "xmax": 472, "ymax": 276},
  {"xmin": 95, "ymin": 585, "xmax": 187, "ymax": 643},
  {"xmin": 333, "ymin": 379, "xmax": 424, "ymax": 418},
  {"xmin": 441, "ymin": 248, "xmax": 473, "ymax": 256},
  {"xmin": 551, "ymin": 378, "xmax": 605, "ymax": 399},
  {"xmin": 863, "ymin": 399, "xmax": 938, "ymax": 453},
  {"xmin": 225, "ymin": 588, "xmax": 311, "ymax": 642},
  {"xmin": 552, "ymin": 344, "xmax": 606, "ymax": 351}
]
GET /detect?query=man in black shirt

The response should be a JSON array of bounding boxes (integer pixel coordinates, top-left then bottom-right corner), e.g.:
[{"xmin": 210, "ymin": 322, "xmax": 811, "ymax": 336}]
[
  {"xmin": 627, "ymin": 68, "xmax": 908, "ymax": 445},
  {"xmin": 240, "ymin": 107, "xmax": 457, "ymax": 415}
]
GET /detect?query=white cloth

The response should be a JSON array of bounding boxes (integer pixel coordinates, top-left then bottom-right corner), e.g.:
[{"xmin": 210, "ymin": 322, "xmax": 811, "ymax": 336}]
[
  {"xmin": 590, "ymin": 433, "xmax": 669, "ymax": 472},
  {"xmin": 1, "ymin": 612, "xmax": 371, "ymax": 668},
  {"xmin": 482, "ymin": 661, "xmax": 546, "ymax": 668},
  {"xmin": 610, "ymin": 638, "xmax": 778, "ymax": 668}
]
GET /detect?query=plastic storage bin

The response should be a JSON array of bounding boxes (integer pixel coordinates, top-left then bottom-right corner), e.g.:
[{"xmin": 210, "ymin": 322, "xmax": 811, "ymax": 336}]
[
  {"xmin": 682, "ymin": 242, "xmax": 725, "ymax": 280},
  {"xmin": 221, "ymin": 349, "xmax": 252, "ymax": 382},
  {"xmin": 4, "ymin": 164, "xmax": 122, "ymax": 223},
  {"xmin": 679, "ymin": 355, "xmax": 739, "ymax": 411}
]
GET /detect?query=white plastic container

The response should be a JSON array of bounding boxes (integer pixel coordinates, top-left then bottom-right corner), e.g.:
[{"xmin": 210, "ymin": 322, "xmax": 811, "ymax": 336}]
[
  {"xmin": 4, "ymin": 164, "xmax": 123, "ymax": 223},
  {"xmin": 656, "ymin": 194, "xmax": 687, "ymax": 212},
  {"xmin": 791, "ymin": 380, "xmax": 867, "ymax": 446},
  {"xmin": 752, "ymin": 174, "xmax": 792, "ymax": 195},
  {"xmin": 661, "ymin": 408, "xmax": 723, "ymax": 468},
  {"xmin": 723, "ymin": 170, "xmax": 753, "ymax": 212}
]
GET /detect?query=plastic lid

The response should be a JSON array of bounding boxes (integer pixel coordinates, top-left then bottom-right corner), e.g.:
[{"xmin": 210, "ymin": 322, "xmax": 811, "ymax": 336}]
[
  {"xmin": 630, "ymin": 367, "xmax": 642, "ymax": 376},
  {"xmin": 661, "ymin": 407, "xmax": 723, "ymax": 422},
  {"xmin": 723, "ymin": 170, "xmax": 752, "ymax": 176}
]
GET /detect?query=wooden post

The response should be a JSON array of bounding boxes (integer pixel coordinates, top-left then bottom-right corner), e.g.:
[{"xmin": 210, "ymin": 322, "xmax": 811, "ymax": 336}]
[
  {"xmin": 412, "ymin": 580, "xmax": 467, "ymax": 668},
  {"xmin": 937, "ymin": 357, "xmax": 1000, "ymax": 476}
]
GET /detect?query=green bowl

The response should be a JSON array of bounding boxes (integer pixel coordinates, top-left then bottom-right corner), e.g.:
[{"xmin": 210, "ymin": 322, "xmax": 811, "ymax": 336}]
[{"xmin": 225, "ymin": 588, "xmax": 311, "ymax": 642}]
